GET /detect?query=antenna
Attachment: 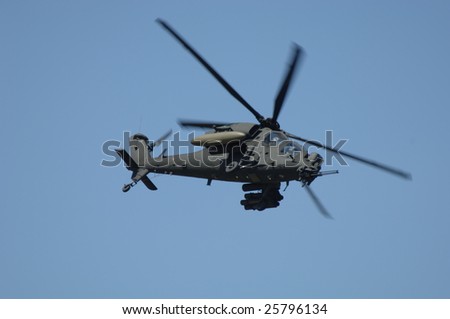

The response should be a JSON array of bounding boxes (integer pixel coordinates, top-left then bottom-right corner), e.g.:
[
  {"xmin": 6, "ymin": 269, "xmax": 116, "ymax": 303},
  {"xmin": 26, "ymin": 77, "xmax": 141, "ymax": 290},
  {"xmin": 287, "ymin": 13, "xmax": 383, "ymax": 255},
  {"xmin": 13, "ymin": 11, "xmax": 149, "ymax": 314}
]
[{"xmin": 138, "ymin": 115, "xmax": 143, "ymax": 133}]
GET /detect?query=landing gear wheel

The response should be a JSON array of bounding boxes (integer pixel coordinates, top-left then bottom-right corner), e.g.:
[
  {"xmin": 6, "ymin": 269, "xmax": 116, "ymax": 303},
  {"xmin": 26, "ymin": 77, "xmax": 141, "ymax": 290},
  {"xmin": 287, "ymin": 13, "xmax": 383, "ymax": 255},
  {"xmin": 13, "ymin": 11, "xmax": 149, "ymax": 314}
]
[{"xmin": 122, "ymin": 184, "xmax": 131, "ymax": 193}]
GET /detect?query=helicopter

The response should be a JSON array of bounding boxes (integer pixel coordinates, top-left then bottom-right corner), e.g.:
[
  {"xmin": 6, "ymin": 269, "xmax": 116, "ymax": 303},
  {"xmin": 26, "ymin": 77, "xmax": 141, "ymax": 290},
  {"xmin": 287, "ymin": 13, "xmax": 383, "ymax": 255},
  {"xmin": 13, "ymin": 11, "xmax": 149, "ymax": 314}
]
[{"xmin": 115, "ymin": 19, "xmax": 411, "ymax": 217}]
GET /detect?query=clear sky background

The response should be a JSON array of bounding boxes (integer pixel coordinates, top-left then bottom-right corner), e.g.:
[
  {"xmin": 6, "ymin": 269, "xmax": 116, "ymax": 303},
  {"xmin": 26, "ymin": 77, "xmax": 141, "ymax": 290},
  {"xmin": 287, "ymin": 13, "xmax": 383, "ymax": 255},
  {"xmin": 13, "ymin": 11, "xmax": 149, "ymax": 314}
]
[{"xmin": 1, "ymin": 0, "xmax": 449, "ymax": 298}]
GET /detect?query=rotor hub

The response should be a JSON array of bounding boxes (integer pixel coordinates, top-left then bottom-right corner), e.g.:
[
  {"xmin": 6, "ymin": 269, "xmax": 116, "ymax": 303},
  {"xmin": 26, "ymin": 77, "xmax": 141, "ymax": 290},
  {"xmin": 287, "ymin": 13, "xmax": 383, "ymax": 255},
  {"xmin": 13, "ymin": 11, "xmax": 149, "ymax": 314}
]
[{"xmin": 261, "ymin": 118, "xmax": 280, "ymax": 130}]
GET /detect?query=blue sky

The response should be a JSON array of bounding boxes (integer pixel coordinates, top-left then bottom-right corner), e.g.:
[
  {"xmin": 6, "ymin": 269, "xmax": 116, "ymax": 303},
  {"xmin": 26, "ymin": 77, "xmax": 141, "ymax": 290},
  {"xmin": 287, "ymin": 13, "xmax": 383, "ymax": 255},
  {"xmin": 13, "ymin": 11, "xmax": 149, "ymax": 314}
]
[{"xmin": 1, "ymin": 0, "xmax": 449, "ymax": 298}]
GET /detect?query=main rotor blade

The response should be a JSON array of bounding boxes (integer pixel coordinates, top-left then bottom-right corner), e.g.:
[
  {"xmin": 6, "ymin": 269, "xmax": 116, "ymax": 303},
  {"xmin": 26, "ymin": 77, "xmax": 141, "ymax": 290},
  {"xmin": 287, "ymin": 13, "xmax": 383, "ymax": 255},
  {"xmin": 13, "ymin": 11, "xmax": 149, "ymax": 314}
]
[
  {"xmin": 273, "ymin": 44, "xmax": 302, "ymax": 123},
  {"xmin": 287, "ymin": 132, "xmax": 412, "ymax": 180},
  {"xmin": 178, "ymin": 119, "xmax": 230, "ymax": 129},
  {"xmin": 156, "ymin": 19, "xmax": 265, "ymax": 123},
  {"xmin": 304, "ymin": 185, "xmax": 333, "ymax": 219}
]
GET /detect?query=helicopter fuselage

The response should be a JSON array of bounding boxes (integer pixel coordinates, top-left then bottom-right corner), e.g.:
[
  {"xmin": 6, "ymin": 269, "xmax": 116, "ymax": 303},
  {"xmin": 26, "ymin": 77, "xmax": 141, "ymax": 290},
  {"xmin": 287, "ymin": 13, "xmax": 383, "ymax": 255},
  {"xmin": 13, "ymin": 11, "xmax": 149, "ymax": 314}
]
[
  {"xmin": 118, "ymin": 125, "xmax": 325, "ymax": 211},
  {"xmin": 129, "ymin": 124, "xmax": 324, "ymax": 184}
]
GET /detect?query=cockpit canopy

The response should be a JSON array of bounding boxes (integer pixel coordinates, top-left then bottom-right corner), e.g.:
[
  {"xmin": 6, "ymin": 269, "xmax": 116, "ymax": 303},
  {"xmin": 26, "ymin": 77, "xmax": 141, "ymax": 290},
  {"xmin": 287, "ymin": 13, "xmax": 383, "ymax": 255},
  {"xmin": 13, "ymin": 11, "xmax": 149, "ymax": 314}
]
[
  {"xmin": 266, "ymin": 131, "xmax": 288, "ymax": 143},
  {"xmin": 280, "ymin": 141, "xmax": 303, "ymax": 155},
  {"xmin": 265, "ymin": 131, "xmax": 304, "ymax": 155}
]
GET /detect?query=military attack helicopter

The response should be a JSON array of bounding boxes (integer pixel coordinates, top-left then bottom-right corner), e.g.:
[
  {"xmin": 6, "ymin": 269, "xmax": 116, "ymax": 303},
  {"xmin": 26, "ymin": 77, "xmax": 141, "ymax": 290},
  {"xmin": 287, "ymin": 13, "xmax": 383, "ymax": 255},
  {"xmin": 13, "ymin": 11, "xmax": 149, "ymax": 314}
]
[{"xmin": 115, "ymin": 19, "xmax": 411, "ymax": 217}]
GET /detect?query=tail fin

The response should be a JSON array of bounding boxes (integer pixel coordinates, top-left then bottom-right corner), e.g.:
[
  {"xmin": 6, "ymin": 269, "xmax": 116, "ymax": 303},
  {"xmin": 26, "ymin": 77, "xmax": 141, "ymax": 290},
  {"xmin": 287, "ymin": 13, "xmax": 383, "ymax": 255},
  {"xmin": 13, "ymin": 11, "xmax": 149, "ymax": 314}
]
[
  {"xmin": 141, "ymin": 175, "xmax": 157, "ymax": 190},
  {"xmin": 116, "ymin": 133, "xmax": 157, "ymax": 192}
]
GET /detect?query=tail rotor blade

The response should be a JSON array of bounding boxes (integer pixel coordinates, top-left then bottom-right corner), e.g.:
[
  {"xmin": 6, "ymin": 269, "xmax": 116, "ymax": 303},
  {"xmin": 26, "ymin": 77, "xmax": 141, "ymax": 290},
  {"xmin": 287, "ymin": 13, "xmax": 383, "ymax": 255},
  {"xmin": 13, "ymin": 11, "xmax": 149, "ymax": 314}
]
[
  {"xmin": 149, "ymin": 129, "xmax": 172, "ymax": 151},
  {"xmin": 304, "ymin": 185, "xmax": 333, "ymax": 219}
]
